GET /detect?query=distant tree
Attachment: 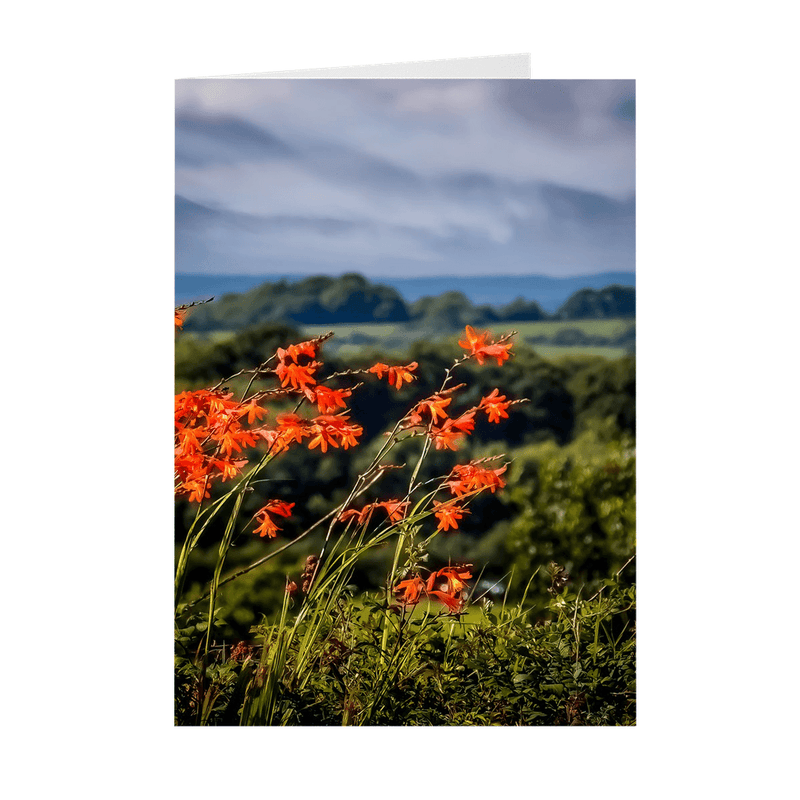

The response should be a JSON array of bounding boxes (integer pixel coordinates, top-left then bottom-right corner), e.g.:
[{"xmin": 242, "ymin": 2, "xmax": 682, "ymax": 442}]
[
  {"xmin": 567, "ymin": 355, "xmax": 636, "ymax": 436},
  {"xmin": 500, "ymin": 296, "xmax": 549, "ymax": 321},
  {"xmin": 557, "ymin": 285, "xmax": 635, "ymax": 320}
]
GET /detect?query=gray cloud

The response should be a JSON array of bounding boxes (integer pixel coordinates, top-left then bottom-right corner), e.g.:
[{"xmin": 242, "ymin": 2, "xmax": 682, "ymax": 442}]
[{"xmin": 175, "ymin": 79, "xmax": 634, "ymax": 277}]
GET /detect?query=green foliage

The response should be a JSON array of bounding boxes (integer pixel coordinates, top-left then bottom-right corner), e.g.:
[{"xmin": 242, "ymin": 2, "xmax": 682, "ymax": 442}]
[
  {"xmin": 504, "ymin": 431, "xmax": 636, "ymax": 603},
  {"xmin": 556, "ymin": 284, "xmax": 635, "ymax": 320},
  {"xmin": 567, "ymin": 355, "xmax": 636, "ymax": 436},
  {"xmin": 175, "ymin": 575, "xmax": 635, "ymax": 726}
]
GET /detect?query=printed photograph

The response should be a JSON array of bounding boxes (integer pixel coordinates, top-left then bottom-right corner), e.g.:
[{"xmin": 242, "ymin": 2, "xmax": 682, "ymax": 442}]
[{"xmin": 174, "ymin": 78, "xmax": 636, "ymax": 726}]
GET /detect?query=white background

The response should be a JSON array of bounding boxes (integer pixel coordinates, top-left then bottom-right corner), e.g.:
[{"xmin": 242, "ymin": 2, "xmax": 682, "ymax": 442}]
[{"xmin": 3, "ymin": 1, "xmax": 797, "ymax": 797}]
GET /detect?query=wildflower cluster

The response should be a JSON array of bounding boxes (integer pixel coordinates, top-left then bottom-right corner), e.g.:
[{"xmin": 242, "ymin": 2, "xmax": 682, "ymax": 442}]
[
  {"xmin": 174, "ymin": 389, "xmax": 261, "ymax": 502},
  {"xmin": 174, "ymin": 319, "xmax": 428, "ymax": 544},
  {"xmin": 401, "ymin": 384, "xmax": 513, "ymax": 451},
  {"xmin": 176, "ymin": 310, "xmax": 524, "ymax": 622}
]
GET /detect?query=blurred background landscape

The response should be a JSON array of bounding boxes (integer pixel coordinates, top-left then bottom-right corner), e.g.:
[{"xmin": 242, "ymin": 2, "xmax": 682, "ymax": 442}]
[{"xmin": 175, "ymin": 78, "xmax": 635, "ymax": 635}]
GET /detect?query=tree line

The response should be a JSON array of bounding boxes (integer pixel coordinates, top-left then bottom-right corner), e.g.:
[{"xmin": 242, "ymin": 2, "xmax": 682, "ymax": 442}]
[{"xmin": 182, "ymin": 273, "xmax": 635, "ymax": 332}]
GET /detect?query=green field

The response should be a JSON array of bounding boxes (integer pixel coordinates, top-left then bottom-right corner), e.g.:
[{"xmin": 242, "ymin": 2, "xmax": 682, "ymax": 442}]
[
  {"xmin": 510, "ymin": 318, "xmax": 632, "ymax": 338},
  {"xmin": 528, "ymin": 344, "xmax": 629, "ymax": 360},
  {"xmin": 181, "ymin": 318, "xmax": 634, "ymax": 362},
  {"xmin": 301, "ymin": 318, "xmax": 634, "ymax": 361}
]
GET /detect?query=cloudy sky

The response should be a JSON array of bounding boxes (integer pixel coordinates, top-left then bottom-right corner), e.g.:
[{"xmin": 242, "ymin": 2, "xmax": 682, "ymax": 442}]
[{"xmin": 175, "ymin": 79, "xmax": 634, "ymax": 278}]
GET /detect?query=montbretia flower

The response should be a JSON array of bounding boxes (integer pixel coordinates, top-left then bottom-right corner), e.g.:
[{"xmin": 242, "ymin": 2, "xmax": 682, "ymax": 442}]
[
  {"xmin": 339, "ymin": 499, "xmax": 409, "ymax": 526},
  {"xmin": 446, "ymin": 462, "xmax": 508, "ymax": 497},
  {"xmin": 276, "ymin": 413, "xmax": 311, "ymax": 445},
  {"xmin": 307, "ymin": 414, "xmax": 363, "ymax": 452},
  {"xmin": 339, "ymin": 506, "xmax": 376, "ymax": 526},
  {"xmin": 253, "ymin": 500, "xmax": 295, "ymax": 538},
  {"xmin": 209, "ymin": 457, "xmax": 247, "ymax": 482},
  {"xmin": 237, "ymin": 397, "xmax": 268, "ymax": 425},
  {"xmin": 412, "ymin": 395, "xmax": 452, "ymax": 425},
  {"xmin": 393, "ymin": 575, "xmax": 426, "ymax": 607},
  {"xmin": 393, "ymin": 564, "xmax": 474, "ymax": 613},
  {"xmin": 376, "ymin": 499, "xmax": 410, "ymax": 524},
  {"xmin": 427, "ymin": 564, "xmax": 473, "ymax": 593},
  {"xmin": 478, "ymin": 389, "xmax": 511, "ymax": 423},
  {"xmin": 368, "ymin": 362, "xmax": 390, "ymax": 380},
  {"xmin": 429, "ymin": 420, "xmax": 464, "ymax": 451},
  {"xmin": 370, "ymin": 361, "xmax": 418, "ymax": 390},
  {"xmin": 425, "ymin": 565, "xmax": 473, "ymax": 613},
  {"xmin": 312, "ymin": 385, "xmax": 352, "ymax": 414},
  {"xmin": 275, "ymin": 360, "xmax": 320, "ymax": 392},
  {"xmin": 433, "ymin": 500, "xmax": 470, "ymax": 532},
  {"xmin": 279, "ymin": 340, "xmax": 319, "ymax": 362},
  {"xmin": 182, "ymin": 477, "xmax": 212, "ymax": 504},
  {"xmin": 458, "ymin": 325, "xmax": 512, "ymax": 366},
  {"xmin": 450, "ymin": 411, "xmax": 476, "ymax": 434},
  {"xmin": 274, "ymin": 339, "xmax": 324, "ymax": 392}
]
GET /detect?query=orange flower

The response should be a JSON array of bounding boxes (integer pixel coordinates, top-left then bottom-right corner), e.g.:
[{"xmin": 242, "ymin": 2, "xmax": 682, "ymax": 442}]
[
  {"xmin": 339, "ymin": 499, "xmax": 408, "ymax": 526},
  {"xmin": 370, "ymin": 361, "xmax": 418, "ymax": 390},
  {"xmin": 368, "ymin": 362, "xmax": 390, "ymax": 380},
  {"xmin": 253, "ymin": 513, "xmax": 279, "ymax": 539},
  {"xmin": 339, "ymin": 506, "xmax": 376, "ymax": 526},
  {"xmin": 215, "ymin": 423, "xmax": 257, "ymax": 457},
  {"xmin": 425, "ymin": 565, "xmax": 472, "ymax": 614},
  {"xmin": 450, "ymin": 411, "xmax": 476, "ymax": 434},
  {"xmin": 432, "ymin": 500, "xmax": 470, "ymax": 532},
  {"xmin": 275, "ymin": 360, "xmax": 319, "ymax": 392},
  {"xmin": 175, "ymin": 309, "xmax": 186, "ymax": 329},
  {"xmin": 426, "ymin": 565, "xmax": 472, "ymax": 595},
  {"xmin": 176, "ymin": 425, "xmax": 204, "ymax": 455},
  {"xmin": 276, "ymin": 413, "xmax": 310, "ymax": 444},
  {"xmin": 476, "ymin": 342, "xmax": 512, "ymax": 366},
  {"xmin": 388, "ymin": 362, "xmax": 418, "ymax": 390},
  {"xmin": 265, "ymin": 499, "xmax": 294, "ymax": 517},
  {"xmin": 392, "ymin": 565, "xmax": 474, "ymax": 613},
  {"xmin": 280, "ymin": 340, "xmax": 319, "ymax": 362},
  {"xmin": 307, "ymin": 414, "xmax": 363, "ymax": 452},
  {"xmin": 478, "ymin": 389, "xmax": 510, "ymax": 423},
  {"xmin": 253, "ymin": 427, "xmax": 289, "ymax": 453},
  {"xmin": 412, "ymin": 395, "xmax": 451, "ymax": 425},
  {"xmin": 209, "ymin": 457, "xmax": 247, "ymax": 482},
  {"xmin": 376, "ymin": 499, "xmax": 410, "ymax": 523},
  {"xmin": 273, "ymin": 340, "xmax": 324, "ymax": 392},
  {"xmin": 429, "ymin": 420, "xmax": 464, "ymax": 451},
  {"xmin": 458, "ymin": 325, "xmax": 512, "ymax": 366},
  {"xmin": 393, "ymin": 575, "xmax": 426, "ymax": 606},
  {"xmin": 253, "ymin": 500, "xmax": 295, "ymax": 538},
  {"xmin": 426, "ymin": 590, "xmax": 465, "ymax": 613},
  {"xmin": 175, "ymin": 389, "xmax": 272, "ymax": 499},
  {"xmin": 458, "ymin": 324, "xmax": 489, "ymax": 354},
  {"xmin": 181, "ymin": 477, "xmax": 212, "ymax": 504},
  {"xmin": 446, "ymin": 462, "xmax": 507, "ymax": 497},
  {"xmin": 237, "ymin": 398, "xmax": 267, "ymax": 425},
  {"xmin": 313, "ymin": 385, "xmax": 352, "ymax": 414}
]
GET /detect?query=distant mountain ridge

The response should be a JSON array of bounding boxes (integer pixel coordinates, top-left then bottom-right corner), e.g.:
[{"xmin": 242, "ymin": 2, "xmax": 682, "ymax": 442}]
[
  {"xmin": 175, "ymin": 271, "xmax": 635, "ymax": 313},
  {"xmin": 180, "ymin": 273, "xmax": 634, "ymax": 333}
]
